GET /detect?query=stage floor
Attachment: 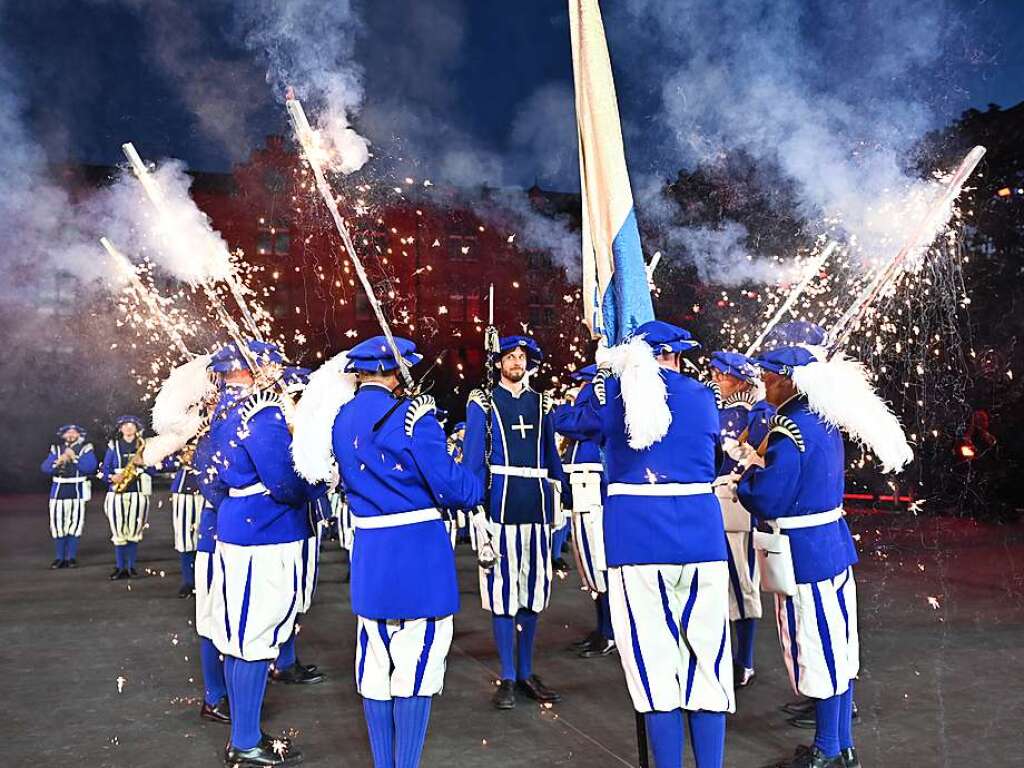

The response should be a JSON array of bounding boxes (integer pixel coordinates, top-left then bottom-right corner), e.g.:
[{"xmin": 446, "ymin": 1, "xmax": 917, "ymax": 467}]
[{"xmin": 1, "ymin": 493, "xmax": 1021, "ymax": 767}]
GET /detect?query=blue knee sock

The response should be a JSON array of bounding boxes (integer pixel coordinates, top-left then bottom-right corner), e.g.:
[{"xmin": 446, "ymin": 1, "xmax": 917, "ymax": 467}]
[
  {"xmin": 515, "ymin": 609, "xmax": 538, "ymax": 681},
  {"xmin": 180, "ymin": 552, "xmax": 195, "ymax": 587},
  {"xmin": 276, "ymin": 632, "xmax": 297, "ymax": 670},
  {"xmin": 492, "ymin": 615, "xmax": 516, "ymax": 681},
  {"xmin": 839, "ymin": 683, "xmax": 855, "ymax": 749},
  {"xmin": 734, "ymin": 618, "xmax": 756, "ymax": 670},
  {"xmin": 687, "ymin": 711, "xmax": 725, "ymax": 768},
  {"xmin": 115, "ymin": 545, "xmax": 125, "ymax": 570},
  {"xmin": 228, "ymin": 658, "xmax": 270, "ymax": 751},
  {"xmin": 814, "ymin": 695, "xmax": 842, "ymax": 758},
  {"xmin": 394, "ymin": 696, "xmax": 431, "ymax": 768},
  {"xmin": 645, "ymin": 709, "xmax": 684, "ymax": 768},
  {"xmin": 597, "ymin": 592, "xmax": 614, "ymax": 640},
  {"xmin": 363, "ymin": 698, "xmax": 396, "ymax": 768},
  {"xmin": 54, "ymin": 537, "xmax": 66, "ymax": 560},
  {"xmin": 199, "ymin": 638, "xmax": 227, "ymax": 706},
  {"xmin": 125, "ymin": 542, "xmax": 137, "ymax": 569},
  {"xmin": 67, "ymin": 536, "xmax": 79, "ymax": 560},
  {"xmin": 552, "ymin": 524, "xmax": 570, "ymax": 555}
]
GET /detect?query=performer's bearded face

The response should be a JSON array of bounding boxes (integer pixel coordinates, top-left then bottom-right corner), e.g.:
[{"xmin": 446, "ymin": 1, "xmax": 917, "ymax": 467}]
[
  {"xmin": 119, "ymin": 423, "xmax": 138, "ymax": 441},
  {"xmin": 499, "ymin": 348, "xmax": 528, "ymax": 383},
  {"xmin": 712, "ymin": 370, "xmax": 749, "ymax": 398},
  {"xmin": 62, "ymin": 428, "xmax": 80, "ymax": 444}
]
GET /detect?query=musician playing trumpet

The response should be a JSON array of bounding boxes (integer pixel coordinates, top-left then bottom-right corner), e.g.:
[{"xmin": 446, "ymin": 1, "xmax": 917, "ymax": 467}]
[
  {"xmin": 41, "ymin": 424, "xmax": 98, "ymax": 569},
  {"xmin": 101, "ymin": 415, "xmax": 155, "ymax": 580}
]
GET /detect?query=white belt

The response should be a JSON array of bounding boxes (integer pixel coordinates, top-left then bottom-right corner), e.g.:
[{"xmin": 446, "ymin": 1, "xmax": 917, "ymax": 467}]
[
  {"xmin": 491, "ymin": 466, "xmax": 549, "ymax": 479},
  {"xmin": 229, "ymin": 482, "xmax": 269, "ymax": 498},
  {"xmin": 52, "ymin": 477, "xmax": 87, "ymax": 484},
  {"xmin": 772, "ymin": 507, "xmax": 845, "ymax": 530},
  {"xmin": 563, "ymin": 463, "xmax": 603, "ymax": 474},
  {"xmin": 353, "ymin": 508, "xmax": 441, "ymax": 529},
  {"xmin": 608, "ymin": 482, "xmax": 713, "ymax": 497}
]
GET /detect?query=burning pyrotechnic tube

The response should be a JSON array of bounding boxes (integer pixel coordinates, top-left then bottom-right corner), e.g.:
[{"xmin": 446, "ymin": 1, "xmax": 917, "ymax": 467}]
[
  {"xmin": 745, "ymin": 241, "xmax": 839, "ymax": 355},
  {"xmin": 285, "ymin": 96, "xmax": 415, "ymax": 392},
  {"xmin": 828, "ymin": 145, "xmax": 986, "ymax": 356},
  {"xmin": 101, "ymin": 236, "xmax": 193, "ymax": 358},
  {"xmin": 120, "ymin": 142, "xmax": 265, "ymax": 343}
]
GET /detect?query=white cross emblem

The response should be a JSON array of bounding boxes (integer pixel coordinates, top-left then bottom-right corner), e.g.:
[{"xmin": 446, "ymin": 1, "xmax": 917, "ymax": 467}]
[{"xmin": 511, "ymin": 415, "xmax": 534, "ymax": 439}]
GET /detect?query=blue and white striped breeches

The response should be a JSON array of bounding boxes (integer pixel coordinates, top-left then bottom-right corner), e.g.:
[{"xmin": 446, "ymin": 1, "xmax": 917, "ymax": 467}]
[{"xmin": 355, "ymin": 615, "xmax": 454, "ymax": 700}]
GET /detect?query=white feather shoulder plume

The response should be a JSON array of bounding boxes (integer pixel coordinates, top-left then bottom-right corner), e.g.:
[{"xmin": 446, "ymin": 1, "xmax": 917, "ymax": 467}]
[
  {"xmin": 144, "ymin": 354, "xmax": 214, "ymax": 466},
  {"xmin": 598, "ymin": 335, "xmax": 672, "ymax": 450},
  {"xmin": 792, "ymin": 352, "xmax": 914, "ymax": 473},
  {"xmin": 291, "ymin": 351, "xmax": 357, "ymax": 483}
]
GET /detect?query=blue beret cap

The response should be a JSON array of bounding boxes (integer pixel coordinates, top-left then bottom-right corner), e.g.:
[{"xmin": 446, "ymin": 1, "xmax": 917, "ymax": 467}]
[
  {"xmin": 752, "ymin": 345, "xmax": 819, "ymax": 376},
  {"xmin": 709, "ymin": 351, "xmax": 759, "ymax": 383},
  {"xmin": 634, "ymin": 320, "xmax": 701, "ymax": 354},
  {"xmin": 115, "ymin": 415, "xmax": 144, "ymax": 430},
  {"xmin": 209, "ymin": 340, "xmax": 286, "ymax": 373},
  {"xmin": 344, "ymin": 336, "xmax": 423, "ymax": 373},
  {"xmin": 57, "ymin": 424, "xmax": 86, "ymax": 438},
  {"xmin": 760, "ymin": 321, "xmax": 827, "ymax": 350},
  {"xmin": 498, "ymin": 336, "xmax": 543, "ymax": 369},
  {"xmin": 570, "ymin": 364, "xmax": 598, "ymax": 382}
]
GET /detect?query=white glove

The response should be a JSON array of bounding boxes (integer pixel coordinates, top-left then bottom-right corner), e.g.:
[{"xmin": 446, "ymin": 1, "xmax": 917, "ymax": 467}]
[{"xmin": 471, "ymin": 507, "xmax": 499, "ymax": 569}]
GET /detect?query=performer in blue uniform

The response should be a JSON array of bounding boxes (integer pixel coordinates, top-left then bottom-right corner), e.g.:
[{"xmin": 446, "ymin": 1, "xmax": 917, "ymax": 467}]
[
  {"xmin": 206, "ymin": 340, "xmax": 310, "ymax": 766},
  {"xmin": 447, "ymin": 422, "xmax": 471, "ymax": 545},
  {"xmin": 464, "ymin": 335, "xmax": 568, "ymax": 710},
  {"xmin": 164, "ymin": 450, "xmax": 204, "ymax": 597},
  {"xmin": 272, "ymin": 366, "xmax": 326, "ymax": 686},
  {"xmin": 101, "ymin": 415, "xmax": 155, "ymax": 580},
  {"xmin": 552, "ymin": 365, "xmax": 615, "ymax": 658},
  {"xmin": 41, "ymin": 424, "xmax": 98, "ymax": 568},
  {"xmin": 555, "ymin": 321, "xmax": 734, "ymax": 768},
  {"xmin": 737, "ymin": 328, "xmax": 912, "ymax": 768},
  {"xmin": 709, "ymin": 351, "xmax": 763, "ymax": 688},
  {"xmin": 308, "ymin": 336, "xmax": 481, "ymax": 768}
]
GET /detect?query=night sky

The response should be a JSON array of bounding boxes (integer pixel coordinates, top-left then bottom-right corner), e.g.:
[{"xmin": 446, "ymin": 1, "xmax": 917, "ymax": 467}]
[{"xmin": 3, "ymin": 0, "xmax": 1023, "ymax": 184}]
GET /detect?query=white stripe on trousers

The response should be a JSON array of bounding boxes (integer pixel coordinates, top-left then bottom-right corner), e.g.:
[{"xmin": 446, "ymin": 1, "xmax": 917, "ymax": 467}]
[
  {"xmin": 571, "ymin": 508, "xmax": 608, "ymax": 594},
  {"xmin": 210, "ymin": 540, "xmax": 304, "ymax": 661},
  {"xmin": 775, "ymin": 566, "xmax": 860, "ymax": 699},
  {"xmin": 332, "ymin": 492, "xmax": 354, "ymax": 551},
  {"xmin": 725, "ymin": 530, "xmax": 762, "ymax": 621},
  {"xmin": 478, "ymin": 521, "xmax": 552, "ymax": 616},
  {"xmin": 49, "ymin": 498, "xmax": 86, "ymax": 538},
  {"xmin": 608, "ymin": 562, "xmax": 735, "ymax": 714},
  {"xmin": 354, "ymin": 615, "xmax": 454, "ymax": 700},
  {"xmin": 171, "ymin": 493, "xmax": 203, "ymax": 553},
  {"xmin": 194, "ymin": 551, "xmax": 218, "ymax": 640},
  {"xmin": 104, "ymin": 492, "xmax": 148, "ymax": 545},
  {"xmin": 298, "ymin": 527, "xmax": 322, "ymax": 614}
]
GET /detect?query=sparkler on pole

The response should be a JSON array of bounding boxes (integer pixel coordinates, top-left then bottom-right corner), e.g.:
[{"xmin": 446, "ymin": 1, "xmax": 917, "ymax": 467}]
[
  {"xmin": 120, "ymin": 142, "xmax": 265, "ymax": 343},
  {"xmin": 744, "ymin": 241, "xmax": 838, "ymax": 355},
  {"xmin": 285, "ymin": 96, "xmax": 415, "ymax": 392},
  {"xmin": 827, "ymin": 145, "xmax": 986, "ymax": 357},
  {"xmin": 100, "ymin": 236, "xmax": 193, "ymax": 358}
]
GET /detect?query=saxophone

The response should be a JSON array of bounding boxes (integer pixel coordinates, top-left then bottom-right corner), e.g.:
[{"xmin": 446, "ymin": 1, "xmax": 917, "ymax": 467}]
[{"xmin": 113, "ymin": 438, "xmax": 146, "ymax": 493}]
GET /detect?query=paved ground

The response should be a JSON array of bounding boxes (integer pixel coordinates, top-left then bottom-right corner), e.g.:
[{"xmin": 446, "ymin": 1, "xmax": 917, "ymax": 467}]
[{"xmin": 1, "ymin": 492, "xmax": 1022, "ymax": 767}]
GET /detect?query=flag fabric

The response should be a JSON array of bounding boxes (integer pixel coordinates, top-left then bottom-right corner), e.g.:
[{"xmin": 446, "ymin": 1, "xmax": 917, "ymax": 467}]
[{"xmin": 569, "ymin": 0, "xmax": 654, "ymax": 345}]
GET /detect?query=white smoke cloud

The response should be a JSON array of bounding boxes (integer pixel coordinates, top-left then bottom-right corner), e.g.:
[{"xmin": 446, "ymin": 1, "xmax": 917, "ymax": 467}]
[{"xmin": 232, "ymin": 0, "xmax": 370, "ymax": 174}]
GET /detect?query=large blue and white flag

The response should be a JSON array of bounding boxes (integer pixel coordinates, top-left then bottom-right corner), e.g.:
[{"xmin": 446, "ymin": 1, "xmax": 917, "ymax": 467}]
[{"xmin": 569, "ymin": 0, "xmax": 654, "ymax": 345}]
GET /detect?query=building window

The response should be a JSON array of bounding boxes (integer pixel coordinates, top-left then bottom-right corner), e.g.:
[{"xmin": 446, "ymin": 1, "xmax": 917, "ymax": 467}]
[
  {"xmin": 257, "ymin": 219, "xmax": 290, "ymax": 256},
  {"xmin": 356, "ymin": 292, "xmax": 371, "ymax": 320},
  {"xmin": 449, "ymin": 294, "xmax": 466, "ymax": 322},
  {"xmin": 448, "ymin": 235, "xmax": 477, "ymax": 262}
]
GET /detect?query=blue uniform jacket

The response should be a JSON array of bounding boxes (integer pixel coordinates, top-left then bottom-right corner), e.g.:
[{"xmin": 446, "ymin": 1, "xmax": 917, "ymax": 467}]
[
  {"xmin": 209, "ymin": 386, "xmax": 316, "ymax": 547},
  {"xmin": 334, "ymin": 384, "xmax": 483, "ymax": 620},
  {"xmin": 555, "ymin": 369, "xmax": 726, "ymax": 567},
  {"xmin": 718, "ymin": 390, "xmax": 757, "ymax": 476},
  {"xmin": 737, "ymin": 395, "xmax": 858, "ymax": 584},
  {"xmin": 159, "ymin": 452, "xmax": 203, "ymax": 494},
  {"xmin": 41, "ymin": 440, "xmax": 98, "ymax": 500},
  {"xmin": 552, "ymin": 386, "xmax": 607, "ymax": 501},
  {"xmin": 101, "ymin": 438, "xmax": 156, "ymax": 492},
  {"xmin": 193, "ymin": 431, "xmax": 226, "ymax": 555},
  {"xmin": 464, "ymin": 383, "xmax": 568, "ymax": 525}
]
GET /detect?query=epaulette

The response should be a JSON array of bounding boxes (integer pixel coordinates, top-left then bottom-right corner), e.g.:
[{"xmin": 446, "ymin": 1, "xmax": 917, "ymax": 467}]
[
  {"xmin": 722, "ymin": 388, "xmax": 758, "ymax": 410},
  {"xmin": 108, "ymin": 440, "xmax": 116, "ymax": 451},
  {"xmin": 239, "ymin": 389, "xmax": 285, "ymax": 427},
  {"xmin": 81, "ymin": 442, "xmax": 94, "ymax": 454},
  {"xmin": 404, "ymin": 395, "xmax": 437, "ymax": 437},
  {"xmin": 706, "ymin": 381, "xmax": 723, "ymax": 409},
  {"xmin": 592, "ymin": 368, "xmax": 609, "ymax": 406},
  {"xmin": 467, "ymin": 388, "xmax": 489, "ymax": 411},
  {"xmin": 768, "ymin": 415, "xmax": 805, "ymax": 452}
]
